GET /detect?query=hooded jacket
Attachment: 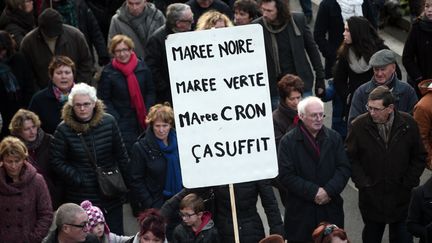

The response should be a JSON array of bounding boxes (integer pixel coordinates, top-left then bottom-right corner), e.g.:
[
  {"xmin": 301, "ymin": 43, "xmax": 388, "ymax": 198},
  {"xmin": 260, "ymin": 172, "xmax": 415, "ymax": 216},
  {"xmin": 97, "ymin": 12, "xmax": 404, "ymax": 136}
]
[
  {"xmin": 414, "ymin": 79, "xmax": 432, "ymax": 169},
  {"xmin": 108, "ymin": 2, "xmax": 165, "ymax": 58},
  {"xmin": 50, "ymin": 100, "xmax": 129, "ymax": 210},
  {"xmin": 0, "ymin": 162, "xmax": 53, "ymax": 242},
  {"xmin": 172, "ymin": 211, "xmax": 220, "ymax": 243}
]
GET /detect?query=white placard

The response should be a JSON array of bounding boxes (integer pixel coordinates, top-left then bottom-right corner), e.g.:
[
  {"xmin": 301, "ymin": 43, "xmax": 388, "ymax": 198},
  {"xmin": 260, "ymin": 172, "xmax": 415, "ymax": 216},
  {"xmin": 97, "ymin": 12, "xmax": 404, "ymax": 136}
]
[{"xmin": 166, "ymin": 24, "xmax": 278, "ymax": 188}]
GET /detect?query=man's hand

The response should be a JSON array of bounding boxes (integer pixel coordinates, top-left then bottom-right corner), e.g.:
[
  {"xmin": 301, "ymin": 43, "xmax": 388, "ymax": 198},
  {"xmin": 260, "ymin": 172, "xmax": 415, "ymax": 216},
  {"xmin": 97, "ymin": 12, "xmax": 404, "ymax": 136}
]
[{"xmin": 314, "ymin": 187, "xmax": 331, "ymax": 205}]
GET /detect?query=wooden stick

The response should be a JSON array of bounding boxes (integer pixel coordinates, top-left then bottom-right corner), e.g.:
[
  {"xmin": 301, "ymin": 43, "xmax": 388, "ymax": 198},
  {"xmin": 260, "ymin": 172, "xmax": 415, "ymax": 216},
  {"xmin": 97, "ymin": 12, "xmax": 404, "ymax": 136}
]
[{"xmin": 229, "ymin": 184, "xmax": 240, "ymax": 243}]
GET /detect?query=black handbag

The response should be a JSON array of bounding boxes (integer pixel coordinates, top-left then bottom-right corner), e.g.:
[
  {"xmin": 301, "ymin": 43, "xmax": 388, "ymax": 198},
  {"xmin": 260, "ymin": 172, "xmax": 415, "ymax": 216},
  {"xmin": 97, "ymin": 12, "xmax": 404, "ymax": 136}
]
[{"xmin": 78, "ymin": 134, "xmax": 128, "ymax": 198}]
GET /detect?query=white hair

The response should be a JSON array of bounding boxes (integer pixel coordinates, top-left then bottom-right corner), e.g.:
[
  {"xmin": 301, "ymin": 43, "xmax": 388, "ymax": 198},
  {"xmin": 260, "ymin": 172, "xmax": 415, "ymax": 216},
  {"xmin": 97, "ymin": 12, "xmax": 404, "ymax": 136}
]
[
  {"xmin": 297, "ymin": 96, "xmax": 324, "ymax": 116},
  {"xmin": 67, "ymin": 83, "xmax": 97, "ymax": 106}
]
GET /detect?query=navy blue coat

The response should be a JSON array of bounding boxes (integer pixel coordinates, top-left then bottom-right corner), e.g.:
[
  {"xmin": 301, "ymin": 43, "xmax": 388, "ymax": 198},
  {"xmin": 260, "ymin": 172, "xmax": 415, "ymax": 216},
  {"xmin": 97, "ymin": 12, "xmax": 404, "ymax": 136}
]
[
  {"xmin": 98, "ymin": 59, "xmax": 155, "ymax": 153},
  {"xmin": 278, "ymin": 124, "xmax": 351, "ymax": 242}
]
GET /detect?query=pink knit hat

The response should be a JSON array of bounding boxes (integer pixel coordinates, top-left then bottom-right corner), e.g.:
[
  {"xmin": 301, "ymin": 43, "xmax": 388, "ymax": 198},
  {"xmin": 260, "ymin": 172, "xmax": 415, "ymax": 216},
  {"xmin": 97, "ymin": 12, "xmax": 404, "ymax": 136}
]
[{"xmin": 80, "ymin": 200, "xmax": 110, "ymax": 234}]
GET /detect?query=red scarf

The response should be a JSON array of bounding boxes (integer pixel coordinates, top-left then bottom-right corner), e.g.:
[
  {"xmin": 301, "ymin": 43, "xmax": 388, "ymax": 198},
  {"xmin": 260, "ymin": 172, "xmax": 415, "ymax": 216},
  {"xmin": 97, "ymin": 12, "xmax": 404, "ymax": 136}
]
[{"xmin": 111, "ymin": 51, "xmax": 147, "ymax": 129}]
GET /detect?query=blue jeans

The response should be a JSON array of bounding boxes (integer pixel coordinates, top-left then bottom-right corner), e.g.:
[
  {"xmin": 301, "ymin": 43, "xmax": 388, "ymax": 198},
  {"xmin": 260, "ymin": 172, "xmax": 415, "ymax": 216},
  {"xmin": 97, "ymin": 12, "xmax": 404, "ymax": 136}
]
[
  {"xmin": 299, "ymin": 0, "xmax": 312, "ymax": 17},
  {"xmin": 362, "ymin": 220, "xmax": 413, "ymax": 243}
]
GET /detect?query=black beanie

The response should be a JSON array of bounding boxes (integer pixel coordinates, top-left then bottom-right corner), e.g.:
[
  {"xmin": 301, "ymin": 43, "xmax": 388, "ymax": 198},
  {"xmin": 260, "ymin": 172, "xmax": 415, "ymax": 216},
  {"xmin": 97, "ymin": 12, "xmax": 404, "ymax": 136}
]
[{"xmin": 38, "ymin": 8, "xmax": 64, "ymax": 38}]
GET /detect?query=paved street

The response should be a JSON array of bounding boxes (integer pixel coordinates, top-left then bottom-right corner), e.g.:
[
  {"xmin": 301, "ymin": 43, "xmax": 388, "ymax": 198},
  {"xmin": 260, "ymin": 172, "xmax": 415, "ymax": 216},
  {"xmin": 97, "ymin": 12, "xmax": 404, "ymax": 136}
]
[{"xmin": 121, "ymin": 1, "xmax": 432, "ymax": 242}]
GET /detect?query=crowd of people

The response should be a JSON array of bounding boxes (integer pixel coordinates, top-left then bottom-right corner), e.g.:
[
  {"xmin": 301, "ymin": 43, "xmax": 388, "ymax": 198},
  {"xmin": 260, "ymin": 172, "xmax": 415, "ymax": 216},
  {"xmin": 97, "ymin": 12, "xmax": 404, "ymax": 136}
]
[{"xmin": 1, "ymin": 0, "xmax": 432, "ymax": 242}]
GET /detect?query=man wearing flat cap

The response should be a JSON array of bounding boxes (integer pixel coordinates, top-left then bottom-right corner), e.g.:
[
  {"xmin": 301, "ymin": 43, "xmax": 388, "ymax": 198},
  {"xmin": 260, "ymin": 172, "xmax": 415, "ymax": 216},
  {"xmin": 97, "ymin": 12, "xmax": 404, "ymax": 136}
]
[
  {"xmin": 346, "ymin": 86, "xmax": 426, "ymax": 243},
  {"xmin": 20, "ymin": 8, "xmax": 93, "ymax": 90},
  {"xmin": 347, "ymin": 49, "xmax": 418, "ymax": 125}
]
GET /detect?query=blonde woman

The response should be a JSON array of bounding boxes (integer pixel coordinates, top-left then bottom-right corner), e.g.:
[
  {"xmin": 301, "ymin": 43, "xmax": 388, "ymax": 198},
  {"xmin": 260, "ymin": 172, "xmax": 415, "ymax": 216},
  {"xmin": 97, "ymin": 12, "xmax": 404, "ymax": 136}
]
[{"xmin": 195, "ymin": 10, "xmax": 233, "ymax": 30}]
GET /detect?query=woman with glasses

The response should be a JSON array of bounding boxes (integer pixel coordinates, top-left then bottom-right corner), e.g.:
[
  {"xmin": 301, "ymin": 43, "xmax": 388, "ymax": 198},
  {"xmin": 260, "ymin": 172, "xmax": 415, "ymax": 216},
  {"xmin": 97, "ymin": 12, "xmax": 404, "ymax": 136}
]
[
  {"xmin": 29, "ymin": 55, "xmax": 76, "ymax": 134},
  {"xmin": 0, "ymin": 136, "xmax": 53, "ymax": 242},
  {"xmin": 50, "ymin": 83, "xmax": 129, "ymax": 235},
  {"xmin": 98, "ymin": 34, "xmax": 155, "ymax": 153}
]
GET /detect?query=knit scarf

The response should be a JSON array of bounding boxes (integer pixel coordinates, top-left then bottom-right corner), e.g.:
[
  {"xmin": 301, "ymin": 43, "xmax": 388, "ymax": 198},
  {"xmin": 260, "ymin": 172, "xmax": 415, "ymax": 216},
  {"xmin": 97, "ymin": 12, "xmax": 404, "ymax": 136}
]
[
  {"xmin": 156, "ymin": 130, "xmax": 182, "ymax": 198},
  {"xmin": 52, "ymin": 83, "xmax": 73, "ymax": 103},
  {"xmin": 0, "ymin": 62, "xmax": 21, "ymax": 101},
  {"xmin": 52, "ymin": 0, "xmax": 78, "ymax": 27},
  {"xmin": 4, "ymin": 8, "xmax": 35, "ymax": 32},
  {"xmin": 348, "ymin": 49, "xmax": 370, "ymax": 74},
  {"xmin": 111, "ymin": 51, "xmax": 147, "ymax": 129},
  {"xmin": 337, "ymin": 0, "xmax": 364, "ymax": 22},
  {"xmin": 419, "ymin": 16, "xmax": 432, "ymax": 33},
  {"xmin": 299, "ymin": 122, "xmax": 321, "ymax": 162},
  {"xmin": 262, "ymin": 20, "xmax": 288, "ymax": 77}
]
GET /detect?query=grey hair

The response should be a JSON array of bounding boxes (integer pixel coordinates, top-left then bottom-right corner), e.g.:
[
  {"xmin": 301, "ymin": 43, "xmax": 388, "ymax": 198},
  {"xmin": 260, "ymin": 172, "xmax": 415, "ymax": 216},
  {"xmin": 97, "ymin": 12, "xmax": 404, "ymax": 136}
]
[
  {"xmin": 55, "ymin": 203, "xmax": 86, "ymax": 228},
  {"xmin": 166, "ymin": 3, "xmax": 191, "ymax": 30},
  {"xmin": 67, "ymin": 83, "xmax": 97, "ymax": 106},
  {"xmin": 297, "ymin": 96, "xmax": 324, "ymax": 116}
]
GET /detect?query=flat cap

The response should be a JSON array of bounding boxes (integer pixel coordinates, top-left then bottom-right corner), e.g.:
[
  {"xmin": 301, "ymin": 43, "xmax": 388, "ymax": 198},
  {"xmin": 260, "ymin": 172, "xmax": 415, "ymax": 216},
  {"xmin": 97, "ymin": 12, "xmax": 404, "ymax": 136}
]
[
  {"xmin": 369, "ymin": 49, "xmax": 397, "ymax": 67},
  {"xmin": 38, "ymin": 8, "xmax": 64, "ymax": 38}
]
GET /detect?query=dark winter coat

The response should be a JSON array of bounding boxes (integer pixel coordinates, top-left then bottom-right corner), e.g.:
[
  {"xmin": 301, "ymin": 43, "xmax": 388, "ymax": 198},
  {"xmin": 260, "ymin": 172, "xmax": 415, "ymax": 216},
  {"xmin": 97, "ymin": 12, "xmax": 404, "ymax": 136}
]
[
  {"xmin": 20, "ymin": 25, "xmax": 94, "ymax": 89},
  {"xmin": 313, "ymin": 0, "xmax": 375, "ymax": 78},
  {"xmin": 402, "ymin": 18, "xmax": 432, "ymax": 91},
  {"xmin": 128, "ymin": 127, "xmax": 170, "ymax": 214},
  {"xmin": 98, "ymin": 59, "xmax": 155, "ymax": 152},
  {"xmin": 41, "ymin": 0, "xmax": 110, "ymax": 66},
  {"xmin": 0, "ymin": 162, "xmax": 53, "ymax": 243},
  {"xmin": 28, "ymin": 83, "xmax": 65, "ymax": 135},
  {"xmin": 186, "ymin": 0, "xmax": 233, "ymax": 26},
  {"xmin": 272, "ymin": 102, "xmax": 297, "ymax": 148},
  {"xmin": 0, "ymin": 52, "xmax": 34, "ymax": 139},
  {"xmin": 24, "ymin": 131, "xmax": 63, "ymax": 209},
  {"xmin": 212, "ymin": 181, "xmax": 284, "ymax": 243},
  {"xmin": 144, "ymin": 24, "xmax": 173, "ymax": 104},
  {"xmin": 407, "ymin": 177, "xmax": 432, "ymax": 243},
  {"xmin": 0, "ymin": 8, "xmax": 35, "ymax": 48},
  {"xmin": 346, "ymin": 111, "xmax": 426, "ymax": 223},
  {"xmin": 278, "ymin": 124, "xmax": 351, "ymax": 242},
  {"xmin": 348, "ymin": 75, "xmax": 418, "ymax": 125},
  {"xmin": 85, "ymin": 0, "xmax": 124, "ymax": 41},
  {"xmin": 172, "ymin": 212, "xmax": 220, "ymax": 243},
  {"xmin": 50, "ymin": 100, "xmax": 129, "ymax": 211},
  {"xmin": 253, "ymin": 13, "xmax": 325, "ymax": 96}
]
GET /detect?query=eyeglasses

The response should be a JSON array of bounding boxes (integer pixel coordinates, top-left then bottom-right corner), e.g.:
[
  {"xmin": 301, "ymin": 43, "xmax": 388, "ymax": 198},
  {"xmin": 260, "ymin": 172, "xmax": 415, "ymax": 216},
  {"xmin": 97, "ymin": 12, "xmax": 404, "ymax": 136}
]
[
  {"xmin": 179, "ymin": 212, "xmax": 196, "ymax": 219},
  {"xmin": 114, "ymin": 48, "xmax": 131, "ymax": 55},
  {"xmin": 65, "ymin": 222, "xmax": 89, "ymax": 230},
  {"xmin": 307, "ymin": 113, "xmax": 326, "ymax": 120},
  {"xmin": 178, "ymin": 19, "xmax": 194, "ymax": 24},
  {"xmin": 365, "ymin": 105, "xmax": 387, "ymax": 112},
  {"xmin": 73, "ymin": 102, "xmax": 93, "ymax": 109}
]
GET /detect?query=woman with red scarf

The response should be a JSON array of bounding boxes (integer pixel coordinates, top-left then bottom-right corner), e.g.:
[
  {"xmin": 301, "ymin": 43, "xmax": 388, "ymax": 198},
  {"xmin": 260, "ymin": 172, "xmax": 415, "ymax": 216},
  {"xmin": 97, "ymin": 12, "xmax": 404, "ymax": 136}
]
[{"xmin": 98, "ymin": 34, "xmax": 155, "ymax": 153}]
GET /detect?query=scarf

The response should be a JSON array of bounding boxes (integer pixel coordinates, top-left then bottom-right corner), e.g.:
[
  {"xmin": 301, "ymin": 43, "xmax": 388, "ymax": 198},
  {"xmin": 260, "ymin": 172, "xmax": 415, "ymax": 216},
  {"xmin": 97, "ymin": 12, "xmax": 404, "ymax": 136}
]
[
  {"xmin": 299, "ymin": 122, "xmax": 321, "ymax": 162},
  {"xmin": 372, "ymin": 73, "xmax": 395, "ymax": 90},
  {"xmin": 24, "ymin": 128, "xmax": 45, "ymax": 173},
  {"xmin": 262, "ymin": 20, "xmax": 289, "ymax": 77},
  {"xmin": 337, "ymin": 0, "xmax": 364, "ymax": 22},
  {"xmin": 419, "ymin": 16, "xmax": 432, "ymax": 33},
  {"xmin": 4, "ymin": 8, "xmax": 35, "ymax": 32},
  {"xmin": 111, "ymin": 51, "xmax": 147, "ymax": 129},
  {"xmin": 156, "ymin": 130, "xmax": 183, "ymax": 197},
  {"xmin": 52, "ymin": 0, "xmax": 78, "ymax": 27},
  {"xmin": 348, "ymin": 49, "xmax": 371, "ymax": 74},
  {"xmin": 52, "ymin": 83, "xmax": 73, "ymax": 103},
  {"xmin": 0, "ymin": 62, "xmax": 21, "ymax": 101},
  {"xmin": 376, "ymin": 111, "xmax": 394, "ymax": 144}
]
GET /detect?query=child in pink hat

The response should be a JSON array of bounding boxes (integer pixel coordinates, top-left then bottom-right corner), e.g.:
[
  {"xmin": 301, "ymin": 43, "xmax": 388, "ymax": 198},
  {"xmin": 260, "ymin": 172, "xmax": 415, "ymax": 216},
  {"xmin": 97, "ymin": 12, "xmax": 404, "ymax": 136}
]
[{"xmin": 80, "ymin": 200, "xmax": 132, "ymax": 243}]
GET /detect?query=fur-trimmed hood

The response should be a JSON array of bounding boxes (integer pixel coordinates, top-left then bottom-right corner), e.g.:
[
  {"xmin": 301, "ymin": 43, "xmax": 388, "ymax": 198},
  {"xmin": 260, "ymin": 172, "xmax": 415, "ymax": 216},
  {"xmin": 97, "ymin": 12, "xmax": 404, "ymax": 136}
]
[
  {"xmin": 61, "ymin": 100, "xmax": 106, "ymax": 133},
  {"xmin": 418, "ymin": 79, "xmax": 432, "ymax": 96}
]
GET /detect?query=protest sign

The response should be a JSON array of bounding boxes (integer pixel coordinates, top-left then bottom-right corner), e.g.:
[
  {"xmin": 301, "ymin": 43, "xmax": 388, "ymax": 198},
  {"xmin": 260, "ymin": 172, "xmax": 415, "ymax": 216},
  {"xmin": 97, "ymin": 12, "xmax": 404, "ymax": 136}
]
[{"xmin": 166, "ymin": 24, "xmax": 278, "ymax": 188}]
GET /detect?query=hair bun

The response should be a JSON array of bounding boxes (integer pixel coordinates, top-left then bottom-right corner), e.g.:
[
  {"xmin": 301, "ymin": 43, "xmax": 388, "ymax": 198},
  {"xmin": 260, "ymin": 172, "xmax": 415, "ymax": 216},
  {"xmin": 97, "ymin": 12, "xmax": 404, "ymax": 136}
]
[{"xmin": 80, "ymin": 200, "xmax": 93, "ymax": 210}]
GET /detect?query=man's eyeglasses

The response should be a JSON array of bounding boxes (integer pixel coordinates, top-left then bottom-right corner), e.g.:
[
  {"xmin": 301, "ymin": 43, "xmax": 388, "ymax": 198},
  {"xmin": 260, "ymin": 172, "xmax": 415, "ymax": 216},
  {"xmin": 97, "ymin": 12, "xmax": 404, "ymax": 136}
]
[
  {"xmin": 73, "ymin": 102, "xmax": 93, "ymax": 109},
  {"xmin": 307, "ymin": 113, "xmax": 326, "ymax": 120},
  {"xmin": 365, "ymin": 105, "xmax": 387, "ymax": 112},
  {"xmin": 65, "ymin": 222, "xmax": 89, "ymax": 230},
  {"xmin": 179, "ymin": 212, "xmax": 196, "ymax": 219}
]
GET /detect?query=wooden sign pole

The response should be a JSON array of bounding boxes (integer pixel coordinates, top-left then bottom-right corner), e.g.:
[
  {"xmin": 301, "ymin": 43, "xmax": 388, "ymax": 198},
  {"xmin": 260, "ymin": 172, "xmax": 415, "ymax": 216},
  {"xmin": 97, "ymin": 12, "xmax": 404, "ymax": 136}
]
[{"xmin": 229, "ymin": 184, "xmax": 240, "ymax": 243}]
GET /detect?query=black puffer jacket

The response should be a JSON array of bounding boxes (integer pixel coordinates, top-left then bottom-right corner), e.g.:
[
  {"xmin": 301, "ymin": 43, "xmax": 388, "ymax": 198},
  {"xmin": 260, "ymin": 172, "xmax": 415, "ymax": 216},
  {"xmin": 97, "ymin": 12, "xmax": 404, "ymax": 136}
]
[
  {"xmin": 128, "ymin": 127, "xmax": 168, "ymax": 215},
  {"xmin": 98, "ymin": 59, "xmax": 155, "ymax": 153},
  {"xmin": 50, "ymin": 100, "xmax": 129, "ymax": 211},
  {"xmin": 213, "ymin": 181, "xmax": 284, "ymax": 243}
]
